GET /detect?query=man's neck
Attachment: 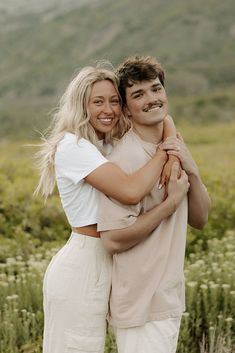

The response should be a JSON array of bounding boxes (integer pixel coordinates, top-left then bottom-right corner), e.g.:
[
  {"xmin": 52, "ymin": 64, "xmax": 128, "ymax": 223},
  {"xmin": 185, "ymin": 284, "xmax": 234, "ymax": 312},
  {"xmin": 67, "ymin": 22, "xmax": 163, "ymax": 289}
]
[{"xmin": 132, "ymin": 122, "xmax": 164, "ymax": 145}]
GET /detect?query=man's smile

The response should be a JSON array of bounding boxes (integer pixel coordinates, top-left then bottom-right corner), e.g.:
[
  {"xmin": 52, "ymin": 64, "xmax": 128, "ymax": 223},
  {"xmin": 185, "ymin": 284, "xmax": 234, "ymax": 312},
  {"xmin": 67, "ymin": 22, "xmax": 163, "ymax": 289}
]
[{"xmin": 143, "ymin": 103, "xmax": 163, "ymax": 113}]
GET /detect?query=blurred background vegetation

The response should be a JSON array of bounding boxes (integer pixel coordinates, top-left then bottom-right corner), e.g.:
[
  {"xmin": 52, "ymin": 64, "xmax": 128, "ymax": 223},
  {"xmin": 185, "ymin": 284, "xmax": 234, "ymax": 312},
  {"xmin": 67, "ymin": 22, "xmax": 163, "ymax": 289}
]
[
  {"xmin": 0, "ymin": 0, "xmax": 235, "ymax": 139},
  {"xmin": 0, "ymin": 1, "xmax": 235, "ymax": 352}
]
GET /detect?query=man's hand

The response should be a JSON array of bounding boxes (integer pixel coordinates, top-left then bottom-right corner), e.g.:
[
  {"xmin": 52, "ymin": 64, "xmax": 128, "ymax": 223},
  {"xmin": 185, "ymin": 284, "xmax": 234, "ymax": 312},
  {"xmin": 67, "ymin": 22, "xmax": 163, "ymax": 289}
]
[
  {"xmin": 167, "ymin": 162, "xmax": 190, "ymax": 210},
  {"xmin": 160, "ymin": 133, "xmax": 199, "ymax": 177}
]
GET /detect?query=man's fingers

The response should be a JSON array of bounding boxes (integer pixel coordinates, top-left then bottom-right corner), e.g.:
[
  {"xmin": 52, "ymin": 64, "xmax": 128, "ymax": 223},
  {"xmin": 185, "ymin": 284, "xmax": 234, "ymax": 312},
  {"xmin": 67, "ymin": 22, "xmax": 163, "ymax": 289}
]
[{"xmin": 180, "ymin": 170, "xmax": 189, "ymax": 182}]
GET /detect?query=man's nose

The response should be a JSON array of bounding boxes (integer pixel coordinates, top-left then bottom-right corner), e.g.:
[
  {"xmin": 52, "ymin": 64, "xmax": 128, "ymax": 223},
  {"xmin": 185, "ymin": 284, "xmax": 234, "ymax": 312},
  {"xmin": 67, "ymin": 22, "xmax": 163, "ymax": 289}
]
[{"xmin": 146, "ymin": 91, "xmax": 157, "ymax": 103}]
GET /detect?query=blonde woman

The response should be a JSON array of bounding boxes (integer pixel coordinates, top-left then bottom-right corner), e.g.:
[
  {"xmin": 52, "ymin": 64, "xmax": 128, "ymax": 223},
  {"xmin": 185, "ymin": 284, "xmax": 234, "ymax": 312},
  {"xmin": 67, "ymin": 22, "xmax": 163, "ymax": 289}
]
[{"xmin": 36, "ymin": 65, "xmax": 181, "ymax": 353}]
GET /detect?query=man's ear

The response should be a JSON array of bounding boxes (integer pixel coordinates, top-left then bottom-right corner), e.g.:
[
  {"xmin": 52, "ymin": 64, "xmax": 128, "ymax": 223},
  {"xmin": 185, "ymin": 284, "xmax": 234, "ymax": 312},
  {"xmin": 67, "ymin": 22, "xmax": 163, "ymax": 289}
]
[{"xmin": 124, "ymin": 105, "xmax": 132, "ymax": 118}]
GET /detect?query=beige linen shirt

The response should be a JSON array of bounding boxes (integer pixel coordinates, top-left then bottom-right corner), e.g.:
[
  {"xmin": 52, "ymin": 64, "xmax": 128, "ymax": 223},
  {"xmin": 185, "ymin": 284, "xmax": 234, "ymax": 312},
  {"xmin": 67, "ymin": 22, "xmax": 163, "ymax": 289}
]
[{"xmin": 98, "ymin": 130, "xmax": 188, "ymax": 328}]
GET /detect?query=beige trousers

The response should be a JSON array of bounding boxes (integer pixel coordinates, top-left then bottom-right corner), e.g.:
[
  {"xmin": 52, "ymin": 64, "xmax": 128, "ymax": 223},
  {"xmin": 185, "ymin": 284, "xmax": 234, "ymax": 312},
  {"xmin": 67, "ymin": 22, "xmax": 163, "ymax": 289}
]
[
  {"xmin": 43, "ymin": 232, "xmax": 112, "ymax": 353},
  {"xmin": 114, "ymin": 317, "xmax": 181, "ymax": 353}
]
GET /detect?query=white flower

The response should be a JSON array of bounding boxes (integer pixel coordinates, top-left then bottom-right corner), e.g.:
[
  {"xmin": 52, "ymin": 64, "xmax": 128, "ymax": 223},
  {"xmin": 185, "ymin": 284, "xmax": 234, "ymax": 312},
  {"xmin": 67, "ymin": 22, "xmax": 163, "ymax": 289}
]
[
  {"xmin": 187, "ymin": 281, "xmax": 198, "ymax": 288},
  {"xmin": 225, "ymin": 317, "xmax": 233, "ymax": 323},
  {"xmin": 6, "ymin": 258, "xmax": 16, "ymax": 265},
  {"xmin": 222, "ymin": 284, "xmax": 230, "ymax": 289}
]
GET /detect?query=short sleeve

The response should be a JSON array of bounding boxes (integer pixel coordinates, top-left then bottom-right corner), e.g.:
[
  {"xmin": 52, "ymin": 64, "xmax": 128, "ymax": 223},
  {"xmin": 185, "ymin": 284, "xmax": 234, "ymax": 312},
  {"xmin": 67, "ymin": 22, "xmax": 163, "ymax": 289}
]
[
  {"xmin": 97, "ymin": 192, "xmax": 141, "ymax": 232},
  {"xmin": 55, "ymin": 138, "xmax": 108, "ymax": 184}
]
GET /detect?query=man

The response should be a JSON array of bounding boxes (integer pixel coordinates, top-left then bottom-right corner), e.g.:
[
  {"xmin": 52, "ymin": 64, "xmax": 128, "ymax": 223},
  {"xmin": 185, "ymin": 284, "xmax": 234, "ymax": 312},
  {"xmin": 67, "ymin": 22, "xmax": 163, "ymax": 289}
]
[{"xmin": 97, "ymin": 56, "xmax": 211, "ymax": 353}]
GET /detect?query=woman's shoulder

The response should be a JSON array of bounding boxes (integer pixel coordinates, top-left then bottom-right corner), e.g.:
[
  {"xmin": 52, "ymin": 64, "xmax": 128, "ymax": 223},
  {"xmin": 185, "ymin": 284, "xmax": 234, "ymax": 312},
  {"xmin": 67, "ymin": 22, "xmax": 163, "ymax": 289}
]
[
  {"xmin": 56, "ymin": 133, "xmax": 103, "ymax": 164},
  {"xmin": 58, "ymin": 133, "xmax": 94, "ymax": 152}
]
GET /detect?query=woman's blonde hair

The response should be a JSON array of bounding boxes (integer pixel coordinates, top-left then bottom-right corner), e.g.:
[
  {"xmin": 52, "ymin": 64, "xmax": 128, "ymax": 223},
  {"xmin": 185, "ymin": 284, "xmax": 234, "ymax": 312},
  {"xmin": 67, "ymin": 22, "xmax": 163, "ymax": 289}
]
[{"xmin": 34, "ymin": 65, "xmax": 130, "ymax": 199}]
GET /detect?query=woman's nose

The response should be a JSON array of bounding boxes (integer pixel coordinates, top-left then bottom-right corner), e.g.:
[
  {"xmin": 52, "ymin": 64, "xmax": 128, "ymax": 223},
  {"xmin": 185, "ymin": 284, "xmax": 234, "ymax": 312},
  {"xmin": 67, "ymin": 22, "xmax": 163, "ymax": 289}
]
[{"xmin": 103, "ymin": 102, "xmax": 113, "ymax": 114}]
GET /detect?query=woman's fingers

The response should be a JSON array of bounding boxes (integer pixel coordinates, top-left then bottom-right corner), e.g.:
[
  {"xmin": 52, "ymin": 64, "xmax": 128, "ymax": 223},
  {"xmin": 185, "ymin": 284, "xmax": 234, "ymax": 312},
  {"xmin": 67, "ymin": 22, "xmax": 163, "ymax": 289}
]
[{"xmin": 176, "ymin": 132, "xmax": 184, "ymax": 142}]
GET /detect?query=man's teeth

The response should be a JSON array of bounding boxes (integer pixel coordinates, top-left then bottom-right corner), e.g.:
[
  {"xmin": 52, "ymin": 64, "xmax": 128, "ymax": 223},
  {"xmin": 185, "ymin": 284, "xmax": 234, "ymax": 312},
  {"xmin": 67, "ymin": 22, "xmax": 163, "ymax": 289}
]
[
  {"xmin": 148, "ymin": 107, "xmax": 160, "ymax": 112},
  {"xmin": 144, "ymin": 105, "xmax": 162, "ymax": 112}
]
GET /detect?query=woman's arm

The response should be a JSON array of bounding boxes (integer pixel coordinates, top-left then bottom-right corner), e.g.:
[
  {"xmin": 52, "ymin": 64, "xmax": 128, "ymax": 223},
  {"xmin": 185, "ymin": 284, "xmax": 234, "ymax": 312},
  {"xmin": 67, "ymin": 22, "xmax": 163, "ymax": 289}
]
[
  {"xmin": 160, "ymin": 134, "xmax": 211, "ymax": 229},
  {"xmin": 163, "ymin": 114, "xmax": 177, "ymax": 140},
  {"xmin": 160, "ymin": 115, "xmax": 181, "ymax": 188},
  {"xmin": 86, "ymin": 148, "xmax": 167, "ymax": 205},
  {"xmin": 101, "ymin": 162, "xmax": 189, "ymax": 254}
]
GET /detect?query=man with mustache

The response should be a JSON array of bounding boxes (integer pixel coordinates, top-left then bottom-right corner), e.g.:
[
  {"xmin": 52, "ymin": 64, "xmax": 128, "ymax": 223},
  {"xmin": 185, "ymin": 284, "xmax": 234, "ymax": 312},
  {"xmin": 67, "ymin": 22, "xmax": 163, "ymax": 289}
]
[{"xmin": 98, "ymin": 56, "xmax": 211, "ymax": 353}]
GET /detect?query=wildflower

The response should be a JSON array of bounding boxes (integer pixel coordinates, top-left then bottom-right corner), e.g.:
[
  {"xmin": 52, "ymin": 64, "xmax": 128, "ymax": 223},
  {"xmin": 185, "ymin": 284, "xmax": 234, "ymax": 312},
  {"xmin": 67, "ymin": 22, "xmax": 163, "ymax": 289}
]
[
  {"xmin": 210, "ymin": 283, "xmax": 219, "ymax": 289},
  {"xmin": 7, "ymin": 275, "xmax": 16, "ymax": 282},
  {"xmin": 182, "ymin": 312, "xmax": 190, "ymax": 317},
  {"xmin": 6, "ymin": 258, "xmax": 16, "ymax": 265},
  {"xmin": 0, "ymin": 281, "xmax": 8, "ymax": 287},
  {"xmin": 225, "ymin": 317, "xmax": 233, "ymax": 322},
  {"xmin": 187, "ymin": 281, "xmax": 198, "ymax": 288},
  {"xmin": 6, "ymin": 294, "xmax": 18, "ymax": 301},
  {"xmin": 197, "ymin": 260, "xmax": 205, "ymax": 266},
  {"xmin": 222, "ymin": 284, "xmax": 230, "ymax": 289}
]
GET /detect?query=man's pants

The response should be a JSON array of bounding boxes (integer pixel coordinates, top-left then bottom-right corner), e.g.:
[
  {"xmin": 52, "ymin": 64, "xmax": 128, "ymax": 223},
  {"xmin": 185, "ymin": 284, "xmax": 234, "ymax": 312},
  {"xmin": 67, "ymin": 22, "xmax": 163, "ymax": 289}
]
[{"xmin": 114, "ymin": 317, "xmax": 181, "ymax": 353}]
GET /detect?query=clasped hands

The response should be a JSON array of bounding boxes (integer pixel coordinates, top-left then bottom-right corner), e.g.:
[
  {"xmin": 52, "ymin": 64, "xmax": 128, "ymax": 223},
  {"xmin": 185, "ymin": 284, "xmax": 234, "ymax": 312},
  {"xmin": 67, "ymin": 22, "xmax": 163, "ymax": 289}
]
[{"xmin": 158, "ymin": 132, "xmax": 199, "ymax": 189}]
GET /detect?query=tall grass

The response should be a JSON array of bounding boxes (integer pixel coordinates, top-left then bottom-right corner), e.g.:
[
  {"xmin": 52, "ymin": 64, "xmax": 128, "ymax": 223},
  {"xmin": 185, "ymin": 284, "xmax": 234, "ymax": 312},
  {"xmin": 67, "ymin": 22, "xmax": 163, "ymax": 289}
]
[{"xmin": 0, "ymin": 122, "xmax": 235, "ymax": 352}]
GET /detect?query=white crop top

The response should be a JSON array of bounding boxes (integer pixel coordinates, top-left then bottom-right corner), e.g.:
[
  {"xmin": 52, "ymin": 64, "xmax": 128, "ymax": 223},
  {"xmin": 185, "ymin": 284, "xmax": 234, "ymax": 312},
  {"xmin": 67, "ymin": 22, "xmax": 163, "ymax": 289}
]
[{"xmin": 55, "ymin": 133, "xmax": 108, "ymax": 227}]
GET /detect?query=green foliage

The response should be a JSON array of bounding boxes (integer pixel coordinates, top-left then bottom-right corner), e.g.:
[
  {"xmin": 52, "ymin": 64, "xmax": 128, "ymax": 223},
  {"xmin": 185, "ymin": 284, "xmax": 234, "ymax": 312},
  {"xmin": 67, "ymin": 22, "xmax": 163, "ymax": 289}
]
[
  {"xmin": 1, "ymin": 0, "xmax": 235, "ymax": 137},
  {"xmin": 0, "ymin": 122, "xmax": 235, "ymax": 352}
]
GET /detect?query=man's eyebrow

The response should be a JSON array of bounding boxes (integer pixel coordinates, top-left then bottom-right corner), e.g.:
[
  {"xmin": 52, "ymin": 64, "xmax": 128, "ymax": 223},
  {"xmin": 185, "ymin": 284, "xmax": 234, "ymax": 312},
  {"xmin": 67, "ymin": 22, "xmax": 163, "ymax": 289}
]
[{"xmin": 152, "ymin": 83, "xmax": 162, "ymax": 88}]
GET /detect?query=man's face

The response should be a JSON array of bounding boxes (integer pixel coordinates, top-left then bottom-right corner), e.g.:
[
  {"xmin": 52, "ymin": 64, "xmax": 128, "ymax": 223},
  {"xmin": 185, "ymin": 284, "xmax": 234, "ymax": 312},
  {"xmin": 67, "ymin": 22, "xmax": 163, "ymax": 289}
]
[{"xmin": 125, "ymin": 78, "xmax": 168, "ymax": 127}]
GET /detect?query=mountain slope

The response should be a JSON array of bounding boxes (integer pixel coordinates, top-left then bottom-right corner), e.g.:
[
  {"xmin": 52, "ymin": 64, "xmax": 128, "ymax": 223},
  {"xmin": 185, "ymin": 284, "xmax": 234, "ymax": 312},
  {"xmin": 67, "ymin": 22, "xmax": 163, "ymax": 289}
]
[{"xmin": 0, "ymin": 0, "xmax": 234, "ymax": 137}]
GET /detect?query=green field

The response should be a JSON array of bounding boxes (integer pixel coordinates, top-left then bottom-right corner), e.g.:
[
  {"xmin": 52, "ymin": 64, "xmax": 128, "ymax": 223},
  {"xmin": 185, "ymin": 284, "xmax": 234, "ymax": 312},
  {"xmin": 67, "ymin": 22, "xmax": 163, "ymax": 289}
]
[{"xmin": 0, "ymin": 122, "xmax": 235, "ymax": 353}]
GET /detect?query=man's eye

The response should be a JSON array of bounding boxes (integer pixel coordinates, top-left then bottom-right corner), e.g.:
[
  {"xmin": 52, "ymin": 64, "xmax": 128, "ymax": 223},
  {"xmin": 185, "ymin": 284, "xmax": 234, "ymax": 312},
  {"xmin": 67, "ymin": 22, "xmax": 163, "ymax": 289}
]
[
  {"xmin": 153, "ymin": 86, "xmax": 161, "ymax": 92},
  {"xmin": 133, "ymin": 93, "xmax": 142, "ymax": 99}
]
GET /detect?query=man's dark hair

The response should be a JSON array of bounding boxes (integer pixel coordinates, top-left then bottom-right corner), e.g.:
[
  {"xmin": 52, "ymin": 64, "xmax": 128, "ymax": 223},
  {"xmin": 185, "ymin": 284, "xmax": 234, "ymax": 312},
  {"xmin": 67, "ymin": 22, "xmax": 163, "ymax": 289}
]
[{"xmin": 116, "ymin": 56, "xmax": 165, "ymax": 106}]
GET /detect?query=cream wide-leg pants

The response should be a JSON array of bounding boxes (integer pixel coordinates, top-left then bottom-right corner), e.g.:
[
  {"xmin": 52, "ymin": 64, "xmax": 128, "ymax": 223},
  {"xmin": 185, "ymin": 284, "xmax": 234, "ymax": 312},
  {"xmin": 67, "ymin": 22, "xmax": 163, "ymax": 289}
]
[
  {"xmin": 114, "ymin": 317, "xmax": 181, "ymax": 353},
  {"xmin": 43, "ymin": 232, "xmax": 112, "ymax": 353}
]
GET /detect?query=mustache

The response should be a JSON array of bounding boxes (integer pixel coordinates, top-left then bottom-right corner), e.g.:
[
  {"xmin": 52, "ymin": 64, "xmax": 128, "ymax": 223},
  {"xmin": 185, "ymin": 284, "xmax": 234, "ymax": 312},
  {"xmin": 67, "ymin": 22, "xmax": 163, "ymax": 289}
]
[{"xmin": 143, "ymin": 101, "xmax": 163, "ymax": 112}]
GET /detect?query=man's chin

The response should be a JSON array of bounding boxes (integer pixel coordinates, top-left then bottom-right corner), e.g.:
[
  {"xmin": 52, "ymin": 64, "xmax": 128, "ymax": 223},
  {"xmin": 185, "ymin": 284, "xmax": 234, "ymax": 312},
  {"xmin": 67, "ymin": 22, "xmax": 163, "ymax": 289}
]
[{"xmin": 152, "ymin": 116, "xmax": 165, "ymax": 125}]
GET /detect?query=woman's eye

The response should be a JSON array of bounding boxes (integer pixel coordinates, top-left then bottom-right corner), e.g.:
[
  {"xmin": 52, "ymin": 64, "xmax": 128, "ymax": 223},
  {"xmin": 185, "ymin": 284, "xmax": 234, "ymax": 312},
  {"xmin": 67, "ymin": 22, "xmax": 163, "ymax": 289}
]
[
  {"xmin": 94, "ymin": 100, "xmax": 103, "ymax": 105},
  {"xmin": 111, "ymin": 100, "xmax": 119, "ymax": 105}
]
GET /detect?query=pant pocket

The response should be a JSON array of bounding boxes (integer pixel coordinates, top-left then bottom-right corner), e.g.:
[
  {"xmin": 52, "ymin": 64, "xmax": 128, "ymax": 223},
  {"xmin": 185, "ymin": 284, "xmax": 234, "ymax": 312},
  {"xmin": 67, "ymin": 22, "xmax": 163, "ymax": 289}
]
[{"xmin": 65, "ymin": 329, "xmax": 105, "ymax": 353}]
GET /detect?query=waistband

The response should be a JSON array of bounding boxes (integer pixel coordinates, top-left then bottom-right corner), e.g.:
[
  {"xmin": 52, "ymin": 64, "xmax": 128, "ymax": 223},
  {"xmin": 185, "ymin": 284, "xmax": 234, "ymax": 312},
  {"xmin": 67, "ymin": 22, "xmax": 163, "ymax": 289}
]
[{"xmin": 67, "ymin": 232, "xmax": 103, "ymax": 249}]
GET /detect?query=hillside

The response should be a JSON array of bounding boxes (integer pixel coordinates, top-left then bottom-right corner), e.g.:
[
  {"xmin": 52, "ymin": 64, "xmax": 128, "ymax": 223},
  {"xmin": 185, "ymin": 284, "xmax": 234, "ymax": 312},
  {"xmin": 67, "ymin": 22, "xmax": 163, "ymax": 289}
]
[{"xmin": 0, "ymin": 0, "xmax": 235, "ymax": 137}]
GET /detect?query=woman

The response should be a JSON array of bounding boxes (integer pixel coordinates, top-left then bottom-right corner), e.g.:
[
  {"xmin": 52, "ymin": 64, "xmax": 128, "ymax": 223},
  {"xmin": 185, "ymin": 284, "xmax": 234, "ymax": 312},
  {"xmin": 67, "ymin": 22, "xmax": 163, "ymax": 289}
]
[{"xmin": 35, "ymin": 65, "xmax": 187, "ymax": 353}]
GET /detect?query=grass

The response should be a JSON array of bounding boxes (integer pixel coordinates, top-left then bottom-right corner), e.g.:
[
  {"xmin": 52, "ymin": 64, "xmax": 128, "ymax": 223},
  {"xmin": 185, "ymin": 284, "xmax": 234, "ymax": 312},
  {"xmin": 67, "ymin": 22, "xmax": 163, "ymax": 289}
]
[{"xmin": 0, "ymin": 121, "xmax": 235, "ymax": 352}]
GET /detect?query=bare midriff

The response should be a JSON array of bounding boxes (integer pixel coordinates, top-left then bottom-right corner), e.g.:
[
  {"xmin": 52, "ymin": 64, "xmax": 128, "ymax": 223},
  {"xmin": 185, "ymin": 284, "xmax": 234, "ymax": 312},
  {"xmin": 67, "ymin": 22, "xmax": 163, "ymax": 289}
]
[{"xmin": 72, "ymin": 224, "xmax": 100, "ymax": 238}]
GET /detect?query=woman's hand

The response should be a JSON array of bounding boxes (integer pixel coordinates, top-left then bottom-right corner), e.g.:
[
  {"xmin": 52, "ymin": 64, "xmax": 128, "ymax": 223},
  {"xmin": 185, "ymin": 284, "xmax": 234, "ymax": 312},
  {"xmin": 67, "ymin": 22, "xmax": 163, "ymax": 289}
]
[
  {"xmin": 167, "ymin": 162, "xmax": 190, "ymax": 210},
  {"xmin": 160, "ymin": 133, "xmax": 199, "ymax": 176},
  {"xmin": 158, "ymin": 154, "xmax": 182, "ymax": 189}
]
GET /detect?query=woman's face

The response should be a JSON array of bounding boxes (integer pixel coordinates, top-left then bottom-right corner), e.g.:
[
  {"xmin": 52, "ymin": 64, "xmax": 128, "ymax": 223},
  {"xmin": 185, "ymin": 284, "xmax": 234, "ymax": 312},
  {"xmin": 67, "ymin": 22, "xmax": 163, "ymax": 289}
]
[{"xmin": 88, "ymin": 80, "xmax": 121, "ymax": 139}]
